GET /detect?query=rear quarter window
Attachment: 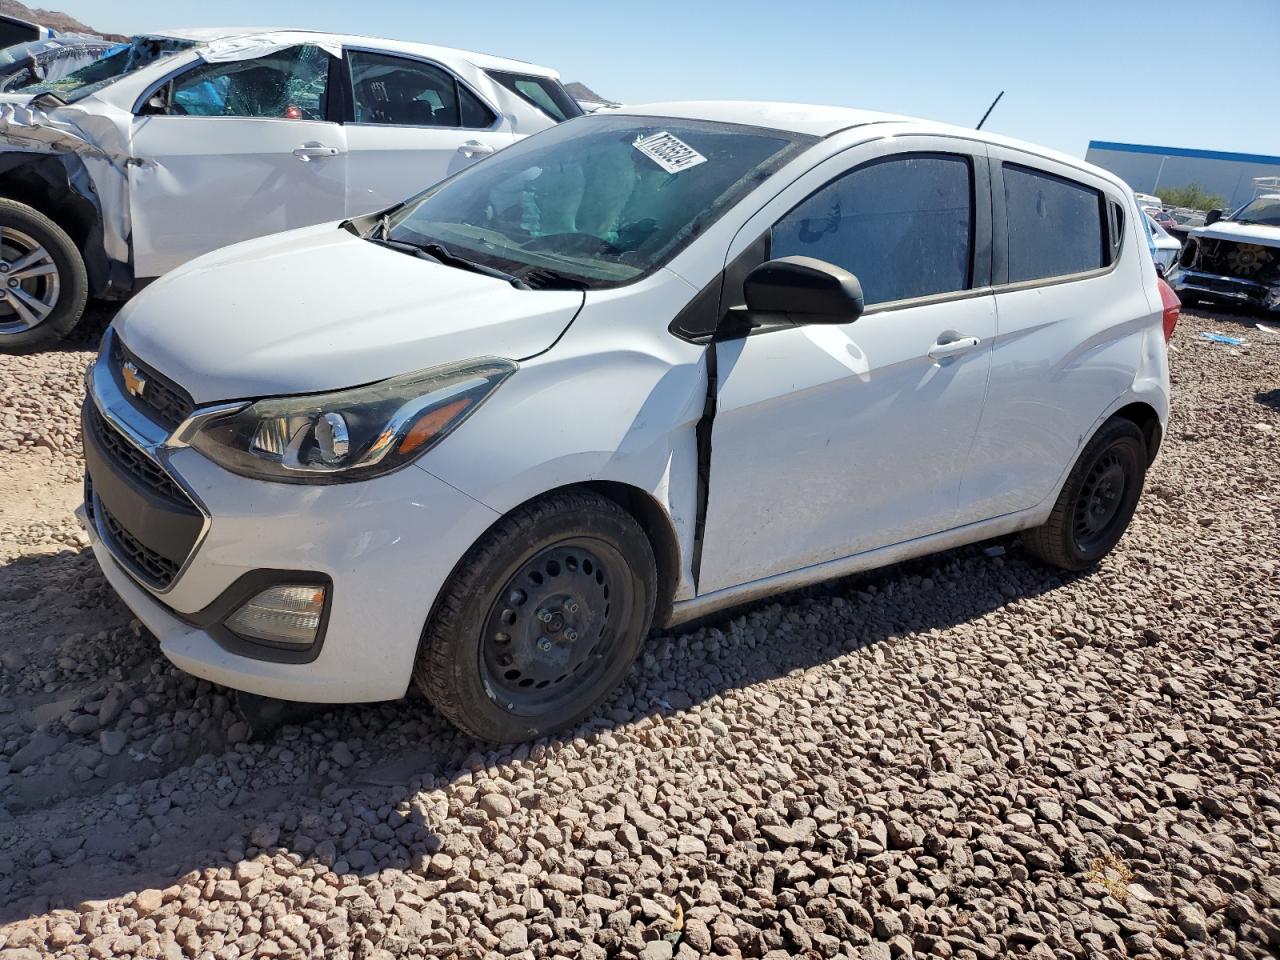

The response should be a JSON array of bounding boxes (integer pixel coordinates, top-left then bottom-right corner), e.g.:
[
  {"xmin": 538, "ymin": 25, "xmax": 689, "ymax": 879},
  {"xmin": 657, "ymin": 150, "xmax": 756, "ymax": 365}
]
[
  {"xmin": 1004, "ymin": 164, "xmax": 1106, "ymax": 283},
  {"xmin": 487, "ymin": 70, "xmax": 583, "ymax": 122}
]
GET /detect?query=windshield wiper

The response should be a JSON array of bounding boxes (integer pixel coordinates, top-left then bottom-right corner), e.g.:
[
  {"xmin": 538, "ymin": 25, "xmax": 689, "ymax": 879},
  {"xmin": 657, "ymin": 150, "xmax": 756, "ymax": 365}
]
[
  {"xmin": 418, "ymin": 242, "xmax": 531, "ymax": 290},
  {"xmin": 519, "ymin": 267, "xmax": 588, "ymax": 290}
]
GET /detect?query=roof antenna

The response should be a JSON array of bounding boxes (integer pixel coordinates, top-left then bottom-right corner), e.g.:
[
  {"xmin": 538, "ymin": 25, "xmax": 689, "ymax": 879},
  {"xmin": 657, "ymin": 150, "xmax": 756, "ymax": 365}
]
[{"xmin": 976, "ymin": 91, "xmax": 1004, "ymax": 130}]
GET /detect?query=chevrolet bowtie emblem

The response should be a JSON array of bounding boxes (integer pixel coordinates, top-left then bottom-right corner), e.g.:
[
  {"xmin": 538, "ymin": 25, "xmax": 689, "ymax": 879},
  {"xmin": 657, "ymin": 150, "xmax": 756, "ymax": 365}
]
[{"xmin": 121, "ymin": 361, "xmax": 147, "ymax": 398}]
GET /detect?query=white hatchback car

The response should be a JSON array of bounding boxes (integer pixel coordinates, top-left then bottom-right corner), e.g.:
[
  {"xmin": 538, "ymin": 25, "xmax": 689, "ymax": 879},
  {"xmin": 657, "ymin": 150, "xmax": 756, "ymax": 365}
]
[
  {"xmin": 0, "ymin": 27, "xmax": 578, "ymax": 349},
  {"xmin": 81, "ymin": 102, "xmax": 1178, "ymax": 741}
]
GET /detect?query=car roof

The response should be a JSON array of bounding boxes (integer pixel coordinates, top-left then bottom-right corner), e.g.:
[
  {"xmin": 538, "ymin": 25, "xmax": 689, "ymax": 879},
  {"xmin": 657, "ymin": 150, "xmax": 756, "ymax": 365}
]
[
  {"xmin": 611, "ymin": 100, "xmax": 1121, "ymax": 186},
  {"xmin": 147, "ymin": 27, "xmax": 560, "ymax": 76}
]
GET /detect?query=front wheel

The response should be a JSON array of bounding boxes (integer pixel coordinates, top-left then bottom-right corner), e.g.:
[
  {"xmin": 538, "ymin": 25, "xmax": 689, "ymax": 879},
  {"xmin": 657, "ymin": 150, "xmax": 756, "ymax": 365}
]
[
  {"xmin": 0, "ymin": 198, "xmax": 89, "ymax": 352},
  {"xmin": 414, "ymin": 489, "xmax": 656, "ymax": 742},
  {"xmin": 1020, "ymin": 417, "xmax": 1148, "ymax": 571}
]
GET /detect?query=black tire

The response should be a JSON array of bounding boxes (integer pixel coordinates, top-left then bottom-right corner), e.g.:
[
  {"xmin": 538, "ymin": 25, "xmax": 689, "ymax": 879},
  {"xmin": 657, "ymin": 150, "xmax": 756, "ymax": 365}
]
[
  {"xmin": 1021, "ymin": 417, "xmax": 1147, "ymax": 571},
  {"xmin": 0, "ymin": 198, "xmax": 89, "ymax": 352},
  {"xmin": 414, "ymin": 489, "xmax": 656, "ymax": 742}
]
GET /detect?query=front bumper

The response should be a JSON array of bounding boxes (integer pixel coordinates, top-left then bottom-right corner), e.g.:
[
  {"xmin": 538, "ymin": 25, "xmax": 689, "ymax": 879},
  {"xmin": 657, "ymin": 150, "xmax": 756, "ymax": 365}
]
[
  {"xmin": 1170, "ymin": 268, "xmax": 1280, "ymax": 313},
  {"xmin": 82, "ymin": 340, "xmax": 501, "ymax": 703}
]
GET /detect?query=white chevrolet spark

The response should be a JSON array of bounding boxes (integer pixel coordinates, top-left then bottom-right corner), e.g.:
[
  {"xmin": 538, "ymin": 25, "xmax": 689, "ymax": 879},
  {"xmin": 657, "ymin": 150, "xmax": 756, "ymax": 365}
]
[{"xmin": 80, "ymin": 102, "xmax": 1178, "ymax": 741}]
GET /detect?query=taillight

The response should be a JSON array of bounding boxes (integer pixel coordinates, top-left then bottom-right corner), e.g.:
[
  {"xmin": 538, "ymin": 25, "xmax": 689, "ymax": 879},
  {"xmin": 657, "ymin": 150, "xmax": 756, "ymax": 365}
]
[{"xmin": 1157, "ymin": 277, "xmax": 1180, "ymax": 342}]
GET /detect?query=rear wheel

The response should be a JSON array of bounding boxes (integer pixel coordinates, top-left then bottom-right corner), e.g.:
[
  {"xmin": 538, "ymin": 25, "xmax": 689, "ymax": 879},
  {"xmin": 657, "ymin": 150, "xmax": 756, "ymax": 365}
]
[
  {"xmin": 1020, "ymin": 417, "xmax": 1147, "ymax": 571},
  {"xmin": 414, "ymin": 489, "xmax": 656, "ymax": 742},
  {"xmin": 0, "ymin": 198, "xmax": 88, "ymax": 352}
]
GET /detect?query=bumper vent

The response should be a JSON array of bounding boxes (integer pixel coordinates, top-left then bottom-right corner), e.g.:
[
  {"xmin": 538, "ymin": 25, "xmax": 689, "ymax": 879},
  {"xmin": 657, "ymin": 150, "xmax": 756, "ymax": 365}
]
[{"xmin": 100, "ymin": 501, "xmax": 182, "ymax": 586}]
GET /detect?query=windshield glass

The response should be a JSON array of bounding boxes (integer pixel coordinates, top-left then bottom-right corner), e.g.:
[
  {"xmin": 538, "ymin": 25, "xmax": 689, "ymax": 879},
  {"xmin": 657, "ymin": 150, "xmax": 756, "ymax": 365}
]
[
  {"xmin": 385, "ymin": 115, "xmax": 812, "ymax": 288},
  {"xmin": 1231, "ymin": 197, "xmax": 1280, "ymax": 226},
  {"xmin": 15, "ymin": 35, "xmax": 195, "ymax": 102}
]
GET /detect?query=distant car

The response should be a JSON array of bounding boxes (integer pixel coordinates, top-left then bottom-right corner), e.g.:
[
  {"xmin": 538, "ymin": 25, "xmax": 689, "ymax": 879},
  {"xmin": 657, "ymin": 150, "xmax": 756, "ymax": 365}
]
[
  {"xmin": 1148, "ymin": 208, "xmax": 1178, "ymax": 232},
  {"xmin": 1144, "ymin": 212, "xmax": 1182, "ymax": 274},
  {"xmin": 0, "ymin": 14, "xmax": 56, "ymax": 48},
  {"xmin": 80, "ymin": 102, "xmax": 1175, "ymax": 741},
  {"xmin": 0, "ymin": 35, "xmax": 116, "ymax": 92},
  {"xmin": 1170, "ymin": 195, "xmax": 1280, "ymax": 313},
  {"xmin": 0, "ymin": 28, "xmax": 579, "ymax": 350}
]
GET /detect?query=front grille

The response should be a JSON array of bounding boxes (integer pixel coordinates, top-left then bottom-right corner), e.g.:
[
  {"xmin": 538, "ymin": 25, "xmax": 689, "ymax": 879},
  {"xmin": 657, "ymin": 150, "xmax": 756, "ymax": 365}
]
[
  {"xmin": 89, "ymin": 405, "xmax": 189, "ymax": 507},
  {"xmin": 100, "ymin": 502, "xmax": 181, "ymax": 587},
  {"xmin": 111, "ymin": 336, "xmax": 195, "ymax": 431}
]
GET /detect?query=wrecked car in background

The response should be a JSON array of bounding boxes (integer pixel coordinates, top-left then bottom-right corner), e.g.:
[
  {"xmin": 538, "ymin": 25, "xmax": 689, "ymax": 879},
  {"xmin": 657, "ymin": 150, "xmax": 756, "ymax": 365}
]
[
  {"xmin": 1171, "ymin": 194, "xmax": 1280, "ymax": 314},
  {"xmin": 0, "ymin": 35, "xmax": 117, "ymax": 92},
  {"xmin": 0, "ymin": 28, "xmax": 578, "ymax": 350}
]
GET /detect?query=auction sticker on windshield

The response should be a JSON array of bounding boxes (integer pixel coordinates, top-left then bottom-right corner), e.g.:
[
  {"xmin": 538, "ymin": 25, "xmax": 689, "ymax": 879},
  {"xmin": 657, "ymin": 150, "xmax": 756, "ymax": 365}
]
[{"xmin": 634, "ymin": 131, "xmax": 707, "ymax": 174}]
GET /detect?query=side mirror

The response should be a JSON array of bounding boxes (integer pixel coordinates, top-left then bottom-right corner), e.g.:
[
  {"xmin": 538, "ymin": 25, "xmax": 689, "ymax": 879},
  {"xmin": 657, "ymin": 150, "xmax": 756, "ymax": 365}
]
[
  {"xmin": 742, "ymin": 256, "xmax": 864, "ymax": 324},
  {"xmin": 143, "ymin": 93, "xmax": 168, "ymax": 115},
  {"xmin": 1204, "ymin": 209, "xmax": 1223, "ymax": 225}
]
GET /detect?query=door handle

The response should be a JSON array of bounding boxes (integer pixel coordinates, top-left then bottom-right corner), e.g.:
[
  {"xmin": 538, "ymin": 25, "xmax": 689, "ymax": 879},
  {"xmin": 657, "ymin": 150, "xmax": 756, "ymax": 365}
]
[
  {"xmin": 293, "ymin": 143, "xmax": 339, "ymax": 161},
  {"xmin": 458, "ymin": 140, "xmax": 495, "ymax": 158},
  {"xmin": 927, "ymin": 334, "xmax": 982, "ymax": 361}
]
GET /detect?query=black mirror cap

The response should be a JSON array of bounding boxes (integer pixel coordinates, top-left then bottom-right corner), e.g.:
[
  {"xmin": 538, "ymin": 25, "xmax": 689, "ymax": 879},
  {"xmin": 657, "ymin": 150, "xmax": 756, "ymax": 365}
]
[
  {"xmin": 1205, "ymin": 209, "xmax": 1223, "ymax": 225},
  {"xmin": 743, "ymin": 256, "xmax": 865, "ymax": 323}
]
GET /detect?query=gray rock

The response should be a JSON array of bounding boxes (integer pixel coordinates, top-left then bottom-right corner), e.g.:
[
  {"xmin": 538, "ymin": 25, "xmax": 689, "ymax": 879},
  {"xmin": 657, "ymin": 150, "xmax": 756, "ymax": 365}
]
[{"xmin": 99, "ymin": 730, "xmax": 126, "ymax": 757}]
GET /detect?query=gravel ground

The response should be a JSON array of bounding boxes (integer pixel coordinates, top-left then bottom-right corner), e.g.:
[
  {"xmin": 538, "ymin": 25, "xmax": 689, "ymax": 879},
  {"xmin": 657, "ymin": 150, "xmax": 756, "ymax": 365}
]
[{"xmin": 0, "ymin": 305, "xmax": 1277, "ymax": 960}]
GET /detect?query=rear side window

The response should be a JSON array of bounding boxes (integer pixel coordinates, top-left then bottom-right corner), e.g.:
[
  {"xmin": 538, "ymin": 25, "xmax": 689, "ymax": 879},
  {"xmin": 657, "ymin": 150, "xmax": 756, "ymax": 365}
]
[
  {"xmin": 771, "ymin": 154, "xmax": 974, "ymax": 306},
  {"xmin": 1004, "ymin": 164, "xmax": 1106, "ymax": 282},
  {"xmin": 487, "ymin": 70, "xmax": 583, "ymax": 122},
  {"xmin": 349, "ymin": 50, "xmax": 495, "ymax": 128}
]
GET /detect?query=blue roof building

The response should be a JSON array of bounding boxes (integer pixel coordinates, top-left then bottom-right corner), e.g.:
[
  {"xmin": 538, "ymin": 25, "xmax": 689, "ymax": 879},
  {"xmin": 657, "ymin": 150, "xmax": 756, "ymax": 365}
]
[{"xmin": 1084, "ymin": 141, "xmax": 1280, "ymax": 210}]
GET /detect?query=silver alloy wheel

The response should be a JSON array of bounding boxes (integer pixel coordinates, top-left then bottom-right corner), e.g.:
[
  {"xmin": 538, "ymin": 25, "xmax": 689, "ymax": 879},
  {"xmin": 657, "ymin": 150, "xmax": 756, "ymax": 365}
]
[{"xmin": 0, "ymin": 226, "xmax": 61, "ymax": 334}]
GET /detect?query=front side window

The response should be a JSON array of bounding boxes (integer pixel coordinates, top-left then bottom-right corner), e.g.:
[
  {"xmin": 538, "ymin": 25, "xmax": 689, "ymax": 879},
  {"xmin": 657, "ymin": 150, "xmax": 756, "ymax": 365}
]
[
  {"xmin": 384, "ymin": 115, "xmax": 811, "ymax": 287},
  {"xmin": 1004, "ymin": 164, "xmax": 1105, "ymax": 283},
  {"xmin": 168, "ymin": 45, "xmax": 329, "ymax": 119},
  {"xmin": 17, "ymin": 35, "xmax": 195, "ymax": 103},
  {"xmin": 772, "ymin": 154, "xmax": 974, "ymax": 306},
  {"xmin": 349, "ymin": 51, "xmax": 493, "ymax": 128},
  {"xmin": 488, "ymin": 70, "xmax": 583, "ymax": 123}
]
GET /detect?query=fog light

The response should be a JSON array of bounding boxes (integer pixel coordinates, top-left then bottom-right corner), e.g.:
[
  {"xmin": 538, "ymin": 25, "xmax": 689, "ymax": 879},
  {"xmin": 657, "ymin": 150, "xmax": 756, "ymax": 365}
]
[{"xmin": 225, "ymin": 584, "xmax": 326, "ymax": 647}]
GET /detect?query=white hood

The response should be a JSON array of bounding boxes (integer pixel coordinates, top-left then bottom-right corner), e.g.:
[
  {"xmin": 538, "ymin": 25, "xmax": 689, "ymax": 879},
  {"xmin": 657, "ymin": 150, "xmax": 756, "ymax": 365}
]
[
  {"xmin": 115, "ymin": 224, "xmax": 584, "ymax": 404},
  {"xmin": 1189, "ymin": 220, "xmax": 1280, "ymax": 249}
]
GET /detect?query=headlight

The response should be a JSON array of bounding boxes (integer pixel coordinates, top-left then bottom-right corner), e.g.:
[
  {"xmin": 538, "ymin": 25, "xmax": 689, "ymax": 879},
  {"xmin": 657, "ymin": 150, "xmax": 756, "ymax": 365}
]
[{"xmin": 188, "ymin": 358, "xmax": 515, "ymax": 483}]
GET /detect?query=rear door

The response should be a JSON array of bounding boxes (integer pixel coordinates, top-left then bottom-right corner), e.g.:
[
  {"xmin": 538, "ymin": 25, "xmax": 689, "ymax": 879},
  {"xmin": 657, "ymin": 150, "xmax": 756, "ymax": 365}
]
[
  {"xmin": 128, "ymin": 44, "xmax": 347, "ymax": 278},
  {"xmin": 959, "ymin": 147, "xmax": 1147, "ymax": 523},
  {"xmin": 698, "ymin": 138, "xmax": 998, "ymax": 594},
  {"xmin": 341, "ymin": 48, "xmax": 512, "ymax": 216}
]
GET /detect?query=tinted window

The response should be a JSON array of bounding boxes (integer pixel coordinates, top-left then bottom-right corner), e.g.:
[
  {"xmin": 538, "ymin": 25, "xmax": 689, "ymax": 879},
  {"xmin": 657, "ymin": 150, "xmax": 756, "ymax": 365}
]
[
  {"xmin": 459, "ymin": 85, "xmax": 497, "ymax": 127},
  {"xmin": 350, "ymin": 51, "xmax": 488, "ymax": 127},
  {"xmin": 1004, "ymin": 164, "xmax": 1105, "ymax": 282},
  {"xmin": 170, "ymin": 45, "xmax": 329, "ymax": 119},
  {"xmin": 772, "ymin": 154, "xmax": 973, "ymax": 306},
  {"xmin": 0, "ymin": 21, "xmax": 39, "ymax": 48},
  {"xmin": 488, "ymin": 70, "xmax": 583, "ymax": 122}
]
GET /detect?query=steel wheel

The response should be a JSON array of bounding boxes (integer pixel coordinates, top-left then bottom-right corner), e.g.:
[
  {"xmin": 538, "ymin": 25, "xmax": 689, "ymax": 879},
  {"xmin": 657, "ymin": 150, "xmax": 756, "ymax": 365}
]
[
  {"xmin": 479, "ymin": 537, "xmax": 630, "ymax": 716},
  {"xmin": 0, "ymin": 226, "xmax": 61, "ymax": 335},
  {"xmin": 1073, "ymin": 449, "xmax": 1129, "ymax": 553}
]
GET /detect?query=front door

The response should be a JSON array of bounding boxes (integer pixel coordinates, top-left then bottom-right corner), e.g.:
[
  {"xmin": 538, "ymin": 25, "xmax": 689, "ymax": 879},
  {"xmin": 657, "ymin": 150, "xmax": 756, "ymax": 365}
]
[
  {"xmin": 341, "ymin": 49, "xmax": 512, "ymax": 216},
  {"xmin": 699, "ymin": 144, "xmax": 997, "ymax": 594},
  {"xmin": 129, "ymin": 44, "xmax": 348, "ymax": 278}
]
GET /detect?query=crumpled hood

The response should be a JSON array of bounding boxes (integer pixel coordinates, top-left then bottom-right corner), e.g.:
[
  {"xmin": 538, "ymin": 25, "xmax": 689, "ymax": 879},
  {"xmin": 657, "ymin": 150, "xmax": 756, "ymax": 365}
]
[
  {"xmin": 1189, "ymin": 220, "xmax": 1280, "ymax": 249},
  {"xmin": 115, "ymin": 223, "xmax": 584, "ymax": 404}
]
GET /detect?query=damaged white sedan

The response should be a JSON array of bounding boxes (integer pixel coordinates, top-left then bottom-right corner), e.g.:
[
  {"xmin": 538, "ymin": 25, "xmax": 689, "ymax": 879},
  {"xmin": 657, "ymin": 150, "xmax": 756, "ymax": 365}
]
[{"xmin": 0, "ymin": 27, "xmax": 579, "ymax": 349}]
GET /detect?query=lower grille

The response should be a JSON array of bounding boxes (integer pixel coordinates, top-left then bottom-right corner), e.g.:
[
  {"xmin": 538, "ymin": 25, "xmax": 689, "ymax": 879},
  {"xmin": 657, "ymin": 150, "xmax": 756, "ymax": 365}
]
[
  {"xmin": 100, "ymin": 502, "xmax": 181, "ymax": 587},
  {"xmin": 89, "ymin": 405, "xmax": 189, "ymax": 507},
  {"xmin": 82, "ymin": 401, "xmax": 204, "ymax": 591}
]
